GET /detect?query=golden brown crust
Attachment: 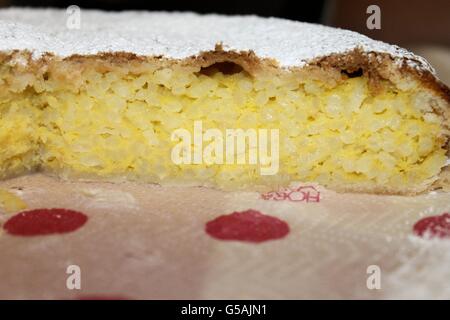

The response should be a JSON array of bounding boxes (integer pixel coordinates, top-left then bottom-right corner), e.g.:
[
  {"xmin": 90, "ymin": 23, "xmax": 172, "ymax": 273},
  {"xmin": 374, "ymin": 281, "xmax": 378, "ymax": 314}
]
[{"xmin": 3, "ymin": 46, "xmax": 449, "ymax": 102}]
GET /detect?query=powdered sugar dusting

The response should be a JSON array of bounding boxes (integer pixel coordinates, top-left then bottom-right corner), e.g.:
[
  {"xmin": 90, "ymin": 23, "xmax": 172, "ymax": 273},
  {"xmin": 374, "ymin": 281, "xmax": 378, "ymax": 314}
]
[
  {"xmin": 384, "ymin": 236, "xmax": 450, "ymax": 299},
  {"xmin": 0, "ymin": 7, "xmax": 435, "ymax": 74}
]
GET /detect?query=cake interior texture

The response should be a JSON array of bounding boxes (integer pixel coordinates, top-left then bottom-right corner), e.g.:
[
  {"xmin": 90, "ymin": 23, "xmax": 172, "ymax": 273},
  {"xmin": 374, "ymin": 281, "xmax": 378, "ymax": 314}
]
[{"xmin": 0, "ymin": 53, "xmax": 448, "ymax": 194}]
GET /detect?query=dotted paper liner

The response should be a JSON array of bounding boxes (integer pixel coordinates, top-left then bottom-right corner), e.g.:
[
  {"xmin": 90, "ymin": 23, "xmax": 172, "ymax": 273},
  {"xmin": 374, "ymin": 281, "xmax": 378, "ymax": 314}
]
[{"xmin": 0, "ymin": 174, "xmax": 449, "ymax": 299}]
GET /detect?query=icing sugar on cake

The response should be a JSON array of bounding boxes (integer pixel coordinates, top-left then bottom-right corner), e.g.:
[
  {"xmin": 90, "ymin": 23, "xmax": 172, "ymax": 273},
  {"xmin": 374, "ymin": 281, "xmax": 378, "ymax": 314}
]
[{"xmin": 0, "ymin": 7, "xmax": 435, "ymax": 74}]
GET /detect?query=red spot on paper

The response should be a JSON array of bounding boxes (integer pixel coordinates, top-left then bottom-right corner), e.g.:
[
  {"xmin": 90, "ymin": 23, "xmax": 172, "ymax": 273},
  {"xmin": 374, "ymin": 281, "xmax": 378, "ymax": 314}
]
[
  {"xmin": 261, "ymin": 186, "xmax": 320, "ymax": 203},
  {"xmin": 76, "ymin": 295, "xmax": 129, "ymax": 300},
  {"xmin": 413, "ymin": 213, "xmax": 450, "ymax": 239},
  {"xmin": 205, "ymin": 209, "xmax": 289, "ymax": 243},
  {"xmin": 3, "ymin": 208, "xmax": 88, "ymax": 236}
]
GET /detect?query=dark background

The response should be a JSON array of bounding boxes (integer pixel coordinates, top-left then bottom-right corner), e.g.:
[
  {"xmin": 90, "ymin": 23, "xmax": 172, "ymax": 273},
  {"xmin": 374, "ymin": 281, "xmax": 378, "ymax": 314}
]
[
  {"xmin": 7, "ymin": 0, "xmax": 327, "ymax": 23},
  {"xmin": 1, "ymin": 0, "xmax": 449, "ymax": 46}
]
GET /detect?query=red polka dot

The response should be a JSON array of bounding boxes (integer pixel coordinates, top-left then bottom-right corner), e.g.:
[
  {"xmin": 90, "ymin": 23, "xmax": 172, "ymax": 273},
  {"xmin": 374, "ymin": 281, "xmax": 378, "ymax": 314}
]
[
  {"xmin": 76, "ymin": 295, "xmax": 129, "ymax": 300},
  {"xmin": 205, "ymin": 209, "xmax": 290, "ymax": 243},
  {"xmin": 413, "ymin": 213, "xmax": 450, "ymax": 239},
  {"xmin": 3, "ymin": 208, "xmax": 88, "ymax": 236}
]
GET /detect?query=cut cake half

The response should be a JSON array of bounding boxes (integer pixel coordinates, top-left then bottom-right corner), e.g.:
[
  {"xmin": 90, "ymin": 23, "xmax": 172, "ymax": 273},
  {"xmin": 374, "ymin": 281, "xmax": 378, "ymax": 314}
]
[{"xmin": 0, "ymin": 8, "xmax": 449, "ymax": 194}]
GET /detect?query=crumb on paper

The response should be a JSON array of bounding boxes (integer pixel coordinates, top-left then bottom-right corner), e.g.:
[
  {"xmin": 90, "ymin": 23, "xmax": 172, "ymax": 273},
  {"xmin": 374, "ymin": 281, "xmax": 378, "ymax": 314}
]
[
  {"xmin": 78, "ymin": 187, "xmax": 138, "ymax": 209},
  {"xmin": 0, "ymin": 188, "xmax": 27, "ymax": 213}
]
